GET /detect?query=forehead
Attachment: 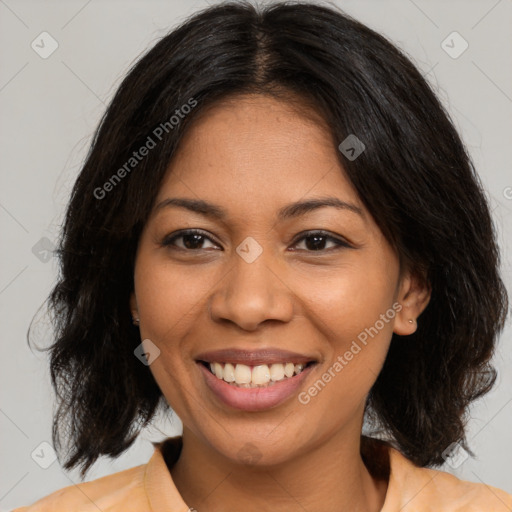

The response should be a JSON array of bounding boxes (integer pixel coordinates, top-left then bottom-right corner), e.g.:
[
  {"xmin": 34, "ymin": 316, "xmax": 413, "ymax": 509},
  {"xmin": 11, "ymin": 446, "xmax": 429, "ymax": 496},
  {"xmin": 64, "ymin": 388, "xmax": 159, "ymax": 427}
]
[{"xmin": 155, "ymin": 94, "xmax": 365, "ymax": 218}]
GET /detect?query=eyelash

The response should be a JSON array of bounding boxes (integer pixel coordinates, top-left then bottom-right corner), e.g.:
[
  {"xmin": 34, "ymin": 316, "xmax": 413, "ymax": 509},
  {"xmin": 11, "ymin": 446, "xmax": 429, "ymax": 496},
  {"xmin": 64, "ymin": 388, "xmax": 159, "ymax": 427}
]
[{"xmin": 161, "ymin": 229, "xmax": 352, "ymax": 253}]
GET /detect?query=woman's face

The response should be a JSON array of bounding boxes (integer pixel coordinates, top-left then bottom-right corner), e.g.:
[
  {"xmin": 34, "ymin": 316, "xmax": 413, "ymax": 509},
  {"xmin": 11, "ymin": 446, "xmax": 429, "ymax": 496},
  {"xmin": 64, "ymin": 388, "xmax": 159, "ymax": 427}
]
[{"xmin": 131, "ymin": 94, "xmax": 425, "ymax": 465}]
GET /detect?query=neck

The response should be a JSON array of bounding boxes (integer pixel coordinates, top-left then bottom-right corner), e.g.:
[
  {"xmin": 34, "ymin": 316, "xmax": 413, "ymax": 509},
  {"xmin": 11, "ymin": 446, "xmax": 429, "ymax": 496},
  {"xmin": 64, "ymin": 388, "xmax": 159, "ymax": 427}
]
[{"xmin": 170, "ymin": 426, "xmax": 388, "ymax": 512}]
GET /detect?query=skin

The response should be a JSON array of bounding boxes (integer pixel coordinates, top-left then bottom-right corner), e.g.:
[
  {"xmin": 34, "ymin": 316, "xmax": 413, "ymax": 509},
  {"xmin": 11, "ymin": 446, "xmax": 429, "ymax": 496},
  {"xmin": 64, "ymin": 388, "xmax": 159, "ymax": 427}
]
[{"xmin": 130, "ymin": 94, "xmax": 431, "ymax": 512}]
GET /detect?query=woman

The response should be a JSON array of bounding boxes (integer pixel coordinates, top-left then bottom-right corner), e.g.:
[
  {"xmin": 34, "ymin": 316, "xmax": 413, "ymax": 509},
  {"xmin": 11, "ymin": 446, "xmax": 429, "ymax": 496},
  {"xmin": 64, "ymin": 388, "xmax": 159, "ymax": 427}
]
[{"xmin": 14, "ymin": 1, "xmax": 511, "ymax": 510}]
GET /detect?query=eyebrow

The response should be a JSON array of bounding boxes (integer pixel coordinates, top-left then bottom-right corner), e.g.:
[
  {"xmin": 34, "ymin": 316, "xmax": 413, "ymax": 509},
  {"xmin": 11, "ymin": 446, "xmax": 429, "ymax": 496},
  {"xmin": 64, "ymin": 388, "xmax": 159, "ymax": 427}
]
[{"xmin": 154, "ymin": 196, "xmax": 364, "ymax": 222}]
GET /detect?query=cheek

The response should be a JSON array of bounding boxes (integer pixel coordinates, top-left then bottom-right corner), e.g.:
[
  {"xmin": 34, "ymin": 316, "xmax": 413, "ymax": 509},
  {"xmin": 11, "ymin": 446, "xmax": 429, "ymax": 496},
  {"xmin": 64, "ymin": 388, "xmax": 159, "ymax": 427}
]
[
  {"xmin": 307, "ymin": 257, "xmax": 398, "ymax": 340},
  {"xmin": 302, "ymin": 257, "xmax": 398, "ymax": 397},
  {"xmin": 132, "ymin": 258, "xmax": 200, "ymax": 403},
  {"xmin": 133, "ymin": 254, "xmax": 206, "ymax": 421},
  {"xmin": 134, "ymin": 253, "xmax": 211, "ymax": 342}
]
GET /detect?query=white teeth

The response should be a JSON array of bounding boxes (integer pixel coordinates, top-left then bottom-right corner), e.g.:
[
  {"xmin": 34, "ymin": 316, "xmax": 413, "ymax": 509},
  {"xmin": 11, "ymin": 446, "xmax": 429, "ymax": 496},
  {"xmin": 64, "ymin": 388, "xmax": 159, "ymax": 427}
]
[
  {"xmin": 223, "ymin": 363, "xmax": 235, "ymax": 383},
  {"xmin": 213, "ymin": 362, "xmax": 223, "ymax": 380},
  {"xmin": 234, "ymin": 364, "xmax": 252, "ymax": 384},
  {"xmin": 284, "ymin": 362, "xmax": 295, "ymax": 378},
  {"xmin": 252, "ymin": 365, "xmax": 270, "ymax": 385},
  {"xmin": 206, "ymin": 361, "xmax": 311, "ymax": 387},
  {"xmin": 269, "ymin": 363, "xmax": 285, "ymax": 382}
]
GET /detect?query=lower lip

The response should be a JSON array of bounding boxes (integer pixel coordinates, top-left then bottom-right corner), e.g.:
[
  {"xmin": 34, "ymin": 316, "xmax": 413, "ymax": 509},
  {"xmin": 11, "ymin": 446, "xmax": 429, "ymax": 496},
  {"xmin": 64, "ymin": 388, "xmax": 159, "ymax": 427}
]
[{"xmin": 197, "ymin": 362, "xmax": 315, "ymax": 412}]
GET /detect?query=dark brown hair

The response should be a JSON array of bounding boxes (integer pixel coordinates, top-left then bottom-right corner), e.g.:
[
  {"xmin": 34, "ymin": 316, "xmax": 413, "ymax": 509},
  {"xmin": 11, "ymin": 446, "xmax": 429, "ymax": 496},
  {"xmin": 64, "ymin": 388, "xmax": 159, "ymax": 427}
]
[{"xmin": 32, "ymin": 0, "xmax": 508, "ymax": 478}]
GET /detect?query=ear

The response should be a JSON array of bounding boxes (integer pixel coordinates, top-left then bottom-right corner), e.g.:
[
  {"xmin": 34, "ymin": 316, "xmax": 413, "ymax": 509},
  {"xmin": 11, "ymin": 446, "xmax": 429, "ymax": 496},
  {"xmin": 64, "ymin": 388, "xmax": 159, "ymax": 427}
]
[
  {"xmin": 130, "ymin": 292, "xmax": 139, "ymax": 322},
  {"xmin": 393, "ymin": 268, "xmax": 431, "ymax": 336}
]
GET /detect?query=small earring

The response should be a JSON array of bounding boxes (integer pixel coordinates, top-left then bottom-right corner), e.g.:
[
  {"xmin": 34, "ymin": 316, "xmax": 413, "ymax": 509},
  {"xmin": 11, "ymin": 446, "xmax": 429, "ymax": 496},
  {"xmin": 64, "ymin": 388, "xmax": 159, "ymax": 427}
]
[
  {"xmin": 132, "ymin": 317, "xmax": 140, "ymax": 326},
  {"xmin": 408, "ymin": 318, "xmax": 414, "ymax": 324}
]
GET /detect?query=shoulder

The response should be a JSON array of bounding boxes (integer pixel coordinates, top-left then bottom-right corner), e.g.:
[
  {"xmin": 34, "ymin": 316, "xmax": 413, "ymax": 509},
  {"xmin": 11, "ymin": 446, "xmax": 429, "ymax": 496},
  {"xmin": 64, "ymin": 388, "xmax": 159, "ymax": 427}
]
[
  {"xmin": 386, "ymin": 445, "xmax": 512, "ymax": 511},
  {"xmin": 10, "ymin": 463, "xmax": 149, "ymax": 512},
  {"xmin": 11, "ymin": 437, "xmax": 188, "ymax": 512}
]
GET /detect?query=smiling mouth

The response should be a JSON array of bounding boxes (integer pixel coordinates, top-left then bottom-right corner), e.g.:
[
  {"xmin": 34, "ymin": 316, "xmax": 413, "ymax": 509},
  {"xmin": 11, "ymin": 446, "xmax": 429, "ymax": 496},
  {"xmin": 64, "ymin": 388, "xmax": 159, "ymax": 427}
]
[{"xmin": 198, "ymin": 361, "xmax": 317, "ymax": 388}]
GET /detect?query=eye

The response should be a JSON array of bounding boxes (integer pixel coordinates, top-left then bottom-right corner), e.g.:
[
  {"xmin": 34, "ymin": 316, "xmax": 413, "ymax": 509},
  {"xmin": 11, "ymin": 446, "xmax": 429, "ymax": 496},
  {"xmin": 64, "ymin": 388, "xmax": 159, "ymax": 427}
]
[
  {"xmin": 161, "ymin": 229, "xmax": 220, "ymax": 251},
  {"xmin": 161, "ymin": 229, "xmax": 351, "ymax": 253},
  {"xmin": 290, "ymin": 230, "xmax": 352, "ymax": 252}
]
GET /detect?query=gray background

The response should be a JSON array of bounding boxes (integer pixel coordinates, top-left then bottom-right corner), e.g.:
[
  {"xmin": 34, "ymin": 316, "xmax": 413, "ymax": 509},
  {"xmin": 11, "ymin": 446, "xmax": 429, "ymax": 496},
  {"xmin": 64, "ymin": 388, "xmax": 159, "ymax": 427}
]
[{"xmin": 1, "ymin": 0, "xmax": 511, "ymax": 510}]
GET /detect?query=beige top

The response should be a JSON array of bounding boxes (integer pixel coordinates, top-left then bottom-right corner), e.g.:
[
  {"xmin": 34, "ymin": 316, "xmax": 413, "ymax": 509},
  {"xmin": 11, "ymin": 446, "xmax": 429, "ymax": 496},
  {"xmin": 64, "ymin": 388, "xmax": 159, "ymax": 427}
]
[{"xmin": 12, "ymin": 436, "xmax": 512, "ymax": 511}]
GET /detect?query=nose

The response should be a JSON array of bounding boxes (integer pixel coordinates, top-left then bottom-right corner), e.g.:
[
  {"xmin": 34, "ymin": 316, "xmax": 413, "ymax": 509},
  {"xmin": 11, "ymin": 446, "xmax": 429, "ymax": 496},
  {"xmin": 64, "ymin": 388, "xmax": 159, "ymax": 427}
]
[{"xmin": 208, "ymin": 248, "xmax": 295, "ymax": 331}]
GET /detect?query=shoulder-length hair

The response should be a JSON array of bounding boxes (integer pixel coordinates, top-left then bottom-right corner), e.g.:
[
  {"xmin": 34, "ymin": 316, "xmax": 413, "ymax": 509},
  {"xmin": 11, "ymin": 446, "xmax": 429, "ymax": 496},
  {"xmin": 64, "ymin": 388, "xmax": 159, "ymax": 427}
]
[{"xmin": 34, "ymin": 0, "xmax": 508, "ymax": 477}]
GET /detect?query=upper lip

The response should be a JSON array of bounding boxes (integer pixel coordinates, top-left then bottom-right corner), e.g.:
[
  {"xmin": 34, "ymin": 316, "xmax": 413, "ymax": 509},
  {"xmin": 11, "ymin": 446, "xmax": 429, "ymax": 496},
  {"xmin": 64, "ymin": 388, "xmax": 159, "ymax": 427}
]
[{"xmin": 195, "ymin": 348, "xmax": 317, "ymax": 366}]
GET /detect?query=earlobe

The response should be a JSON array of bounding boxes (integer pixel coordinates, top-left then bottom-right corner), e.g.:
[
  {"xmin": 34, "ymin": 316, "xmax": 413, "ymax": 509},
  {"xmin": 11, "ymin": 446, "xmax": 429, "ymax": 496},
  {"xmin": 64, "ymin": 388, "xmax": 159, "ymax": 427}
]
[
  {"xmin": 393, "ymin": 271, "xmax": 431, "ymax": 336},
  {"xmin": 130, "ymin": 292, "xmax": 140, "ymax": 326}
]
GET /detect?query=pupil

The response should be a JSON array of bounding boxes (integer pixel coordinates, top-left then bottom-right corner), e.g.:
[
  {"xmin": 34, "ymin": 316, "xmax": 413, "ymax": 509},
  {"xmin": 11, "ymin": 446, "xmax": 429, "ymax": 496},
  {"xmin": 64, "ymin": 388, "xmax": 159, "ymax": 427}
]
[
  {"xmin": 184, "ymin": 234, "xmax": 203, "ymax": 249},
  {"xmin": 306, "ymin": 235, "xmax": 325, "ymax": 251}
]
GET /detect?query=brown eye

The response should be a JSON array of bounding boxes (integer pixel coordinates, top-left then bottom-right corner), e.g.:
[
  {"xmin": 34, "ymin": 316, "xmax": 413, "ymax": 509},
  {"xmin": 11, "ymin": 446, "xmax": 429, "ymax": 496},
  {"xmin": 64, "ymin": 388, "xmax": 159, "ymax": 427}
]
[
  {"xmin": 291, "ymin": 231, "xmax": 351, "ymax": 252},
  {"xmin": 162, "ymin": 229, "xmax": 220, "ymax": 251},
  {"xmin": 161, "ymin": 229, "xmax": 351, "ymax": 253}
]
